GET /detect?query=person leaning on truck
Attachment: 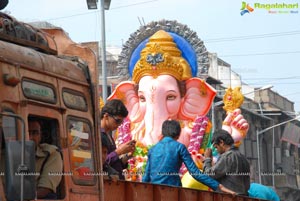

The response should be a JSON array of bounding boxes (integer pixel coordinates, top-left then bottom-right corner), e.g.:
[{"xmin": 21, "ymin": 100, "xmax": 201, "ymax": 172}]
[
  {"xmin": 142, "ymin": 119, "xmax": 236, "ymax": 195},
  {"xmin": 100, "ymin": 99, "xmax": 136, "ymax": 180},
  {"xmin": 28, "ymin": 119, "xmax": 63, "ymax": 199},
  {"xmin": 203, "ymin": 129, "xmax": 250, "ymax": 196}
]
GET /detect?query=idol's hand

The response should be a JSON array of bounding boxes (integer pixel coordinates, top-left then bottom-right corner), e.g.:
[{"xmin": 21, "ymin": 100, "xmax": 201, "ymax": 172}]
[{"xmin": 222, "ymin": 108, "xmax": 249, "ymax": 146}]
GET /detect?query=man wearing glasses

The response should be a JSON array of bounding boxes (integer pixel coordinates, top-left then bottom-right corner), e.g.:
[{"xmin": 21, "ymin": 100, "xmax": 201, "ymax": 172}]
[{"xmin": 100, "ymin": 99, "xmax": 136, "ymax": 180}]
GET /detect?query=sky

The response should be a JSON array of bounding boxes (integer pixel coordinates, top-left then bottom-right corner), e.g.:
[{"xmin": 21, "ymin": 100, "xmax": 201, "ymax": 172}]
[{"xmin": 4, "ymin": 0, "xmax": 300, "ymax": 112}]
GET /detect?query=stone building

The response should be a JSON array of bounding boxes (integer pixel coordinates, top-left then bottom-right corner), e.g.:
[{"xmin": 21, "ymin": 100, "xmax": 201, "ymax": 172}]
[{"xmin": 208, "ymin": 52, "xmax": 300, "ymax": 201}]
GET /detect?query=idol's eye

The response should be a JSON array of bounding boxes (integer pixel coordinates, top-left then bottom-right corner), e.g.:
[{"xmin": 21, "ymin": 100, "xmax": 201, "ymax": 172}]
[
  {"xmin": 139, "ymin": 95, "xmax": 146, "ymax": 102},
  {"xmin": 166, "ymin": 94, "xmax": 176, "ymax": 100}
]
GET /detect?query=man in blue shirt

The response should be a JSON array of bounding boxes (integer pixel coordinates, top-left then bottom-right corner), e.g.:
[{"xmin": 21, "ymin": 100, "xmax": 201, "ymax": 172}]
[{"xmin": 142, "ymin": 119, "xmax": 236, "ymax": 195}]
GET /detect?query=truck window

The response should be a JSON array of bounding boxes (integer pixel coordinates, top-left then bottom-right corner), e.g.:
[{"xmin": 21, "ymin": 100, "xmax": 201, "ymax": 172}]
[
  {"xmin": 28, "ymin": 116, "xmax": 65, "ymax": 199},
  {"xmin": 62, "ymin": 89, "xmax": 87, "ymax": 111},
  {"xmin": 67, "ymin": 117, "xmax": 96, "ymax": 185},
  {"xmin": 22, "ymin": 79, "xmax": 56, "ymax": 104}
]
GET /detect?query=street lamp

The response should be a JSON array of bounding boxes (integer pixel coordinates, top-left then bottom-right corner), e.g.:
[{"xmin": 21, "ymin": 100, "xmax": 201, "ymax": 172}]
[
  {"xmin": 86, "ymin": 2, "xmax": 111, "ymax": 201},
  {"xmin": 86, "ymin": 0, "xmax": 98, "ymax": 9},
  {"xmin": 256, "ymin": 115, "xmax": 300, "ymax": 184},
  {"xmin": 86, "ymin": 0, "xmax": 111, "ymax": 10},
  {"xmin": 86, "ymin": 0, "xmax": 111, "ymax": 103}
]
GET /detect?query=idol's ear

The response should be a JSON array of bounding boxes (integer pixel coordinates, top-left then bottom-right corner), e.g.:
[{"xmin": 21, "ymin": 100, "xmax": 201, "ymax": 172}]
[
  {"xmin": 178, "ymin": 78, "xmax": 217, "ymax": 120},
  {"xmin": 108, "ymin": 81, "xmax": 144, "ymax": 122}
]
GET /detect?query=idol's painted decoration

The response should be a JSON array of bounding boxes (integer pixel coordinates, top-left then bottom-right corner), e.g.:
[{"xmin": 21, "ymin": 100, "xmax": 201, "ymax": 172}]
[{"xmin": 105, "ymin": 20, "xmax": 249, "ymax": 188}]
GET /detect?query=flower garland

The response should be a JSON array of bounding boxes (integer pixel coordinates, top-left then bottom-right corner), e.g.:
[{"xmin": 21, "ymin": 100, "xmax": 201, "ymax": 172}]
[
  {"xmin": 117, "ymin": 117, "xmax": 131, "ymax": 145},
  {"xmin": 116, "ymin": 116, "xmax": 212, "ymax": 181},
  {"xmin": 125, "ymin": 142, "xmax": 152, "ymax": 181},
  {"xmin": 179, "ymin": 115, "xmax": 211, "ymax": 175},
  {"xmin": 117, "ymin": 118, "xmax": 152, "ymax": 181}
]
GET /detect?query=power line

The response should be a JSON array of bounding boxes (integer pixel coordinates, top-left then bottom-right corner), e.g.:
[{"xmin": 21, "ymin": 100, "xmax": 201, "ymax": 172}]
[
  {"xmin": 283, "ymin": 92, "xmax": 300, "ymax": 96},
  {"xmin": 111, "ymin": 0, "xmax": 158, "ymax": 10},
  {"xmin": 219, "ymin": 50, "xmax": 300, "ymax": 57},
  {"xmin": 204, "ymin": 30, "xmax": 300, "ymax": 43},
  {"xmin": 250, "ymin": 82, "xmax": 300, "ymax": 85},
  {"xmin": 35, "ymin": 0, "xmax": 159, "ymax": 22},
  {"xmin": 242, "ymin": 76, "xmax": 300, "ymax": 80}
]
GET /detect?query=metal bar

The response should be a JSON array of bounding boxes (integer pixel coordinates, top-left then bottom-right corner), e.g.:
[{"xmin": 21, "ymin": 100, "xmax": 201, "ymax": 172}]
[
  {"xmin": 100, "ymin": 0, "xmax": 108, "ymax": 103},
  {"xmin": 256, "ymin": 129, "xmax": 262, "ymax": 184},
  {"xmin": 256, "ymin": 115, "xmax": 300, "ymax": 185},
  {"xmin": 0, "ymin": 112, "xmax": 26, "ymax": 201},
  {"xmin": 257, "ymin": 116, "xmax": 300, "ymax": 135}
]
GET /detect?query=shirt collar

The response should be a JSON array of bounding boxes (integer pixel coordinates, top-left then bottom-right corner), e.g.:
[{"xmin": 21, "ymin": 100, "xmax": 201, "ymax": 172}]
[{"xmin": 36, "ymin": 145, "xmax": 48, "ymax": 157}]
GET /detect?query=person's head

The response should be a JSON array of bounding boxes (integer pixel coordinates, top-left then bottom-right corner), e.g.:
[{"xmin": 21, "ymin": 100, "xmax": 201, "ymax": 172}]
[
  {"xmin": 101, "ymin": 135, "xmax": 109, "ymax": 165},
  {"xmin": 28, "ymin": 120, "xmax": 42, "ymax": 148},
  {"xmin": 211, "ymin": 129, "xmax": 234, "ymax": 154},
  {"xmin": 100, "ymin": 99, "xmax": 128, "ymax": 131},
  {"xmin": 161, "ymin": 119, "xmax": 181, "ymax": 139}
]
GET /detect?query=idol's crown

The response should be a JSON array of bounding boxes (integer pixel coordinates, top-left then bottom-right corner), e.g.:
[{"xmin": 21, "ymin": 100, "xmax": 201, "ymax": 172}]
[{"xmin": 132, "ymin": 30, "xmax": 192, "ymax": 83}]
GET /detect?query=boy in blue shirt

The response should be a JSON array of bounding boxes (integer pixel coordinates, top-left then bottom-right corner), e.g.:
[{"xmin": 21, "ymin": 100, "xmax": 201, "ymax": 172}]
[{"xmin": 142, "ymin": 119, "xmax": 236, "ymax": 195}]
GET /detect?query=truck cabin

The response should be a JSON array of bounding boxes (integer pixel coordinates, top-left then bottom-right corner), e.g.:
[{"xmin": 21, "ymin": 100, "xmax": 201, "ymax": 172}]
[{"xmin": 0, "ymin": 15, "xmax": 101, "ymax": 200}]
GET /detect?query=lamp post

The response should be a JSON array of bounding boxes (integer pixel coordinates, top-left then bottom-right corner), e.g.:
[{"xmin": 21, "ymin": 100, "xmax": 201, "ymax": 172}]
[
  {"xmin": 256, "ymin": 115, "xmax": 300, "ymax": 184},
  {"xmin": 86, "ymin": 2, "xmax": 111, "ymax": 201},
  {"xmin": 86, "ymin": 0, "xmax": 111, "ymax": 103}
]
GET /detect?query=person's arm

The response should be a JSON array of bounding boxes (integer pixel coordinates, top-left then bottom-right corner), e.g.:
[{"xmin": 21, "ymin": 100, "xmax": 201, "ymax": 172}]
[
  {"xmin": 37, "ymin": 187, "xmax": 53, "ymax": 199},
  {"xmin": 203, "ymin": 148, "xmax": 227, "ymax": 179},
  {"xmin": 115, "ymin": 140, "xmax": 136, "ymax": 156},
  {"xmin": 37, "ymin": 150, "xmax": 63, "ymax": 199},
  {"xmin": 179, "ymin": 144, "xmax": 219, "ymax": 191},
  {"xmin": 218, "ymin": 184, "xmax": 236, "ymax": 196},
  {"xmin": 107, "ymin": 140, "xmax": 136, "ymax": 165},
  {"xmin": 106, "ymin": 151, "xmax": 119, "ymax": 164}
]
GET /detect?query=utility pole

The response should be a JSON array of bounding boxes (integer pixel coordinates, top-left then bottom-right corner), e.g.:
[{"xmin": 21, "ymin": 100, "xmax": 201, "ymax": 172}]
[{"xmin": 256, "ymin": 115, "xmax": 300, "ymax": 184}]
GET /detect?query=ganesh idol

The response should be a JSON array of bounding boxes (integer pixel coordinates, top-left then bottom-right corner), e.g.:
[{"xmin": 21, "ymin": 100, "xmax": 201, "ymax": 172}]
[{"xmin": 107, "ymin": 25, "xmax": 248, "ymax": 182}]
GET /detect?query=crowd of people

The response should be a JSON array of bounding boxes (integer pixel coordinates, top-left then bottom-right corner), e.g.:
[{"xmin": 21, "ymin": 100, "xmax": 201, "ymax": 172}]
[
  {"xmin": 100, "ymin": 99, "xmax": 281, "ymax": 201},
  {"xmin": 29, "ymin": 98, "xmax": 280, "ymax": 200}
]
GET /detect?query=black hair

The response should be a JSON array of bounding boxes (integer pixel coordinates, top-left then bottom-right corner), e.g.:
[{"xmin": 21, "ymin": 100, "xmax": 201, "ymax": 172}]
[
  {"xmin": 100, "ymin": 99, "xmax": 128, "ymax": 119},
  {"xmin": 28, "ymin": 117, "xmax": 42, "ymax": 125},
  {"xmin": 162, "ymin": 120, "xmax": 181, "ymax": 138},
  {"xmin": 211, "ymin": 129, "xmax": 234, "ymax": 146}
]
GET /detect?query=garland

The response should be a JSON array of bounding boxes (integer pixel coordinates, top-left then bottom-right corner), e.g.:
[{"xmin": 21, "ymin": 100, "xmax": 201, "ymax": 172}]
[
  {"xmin": 117, "ymin": 116, "xmax": 211, "ymax": 181},
  {"xmin": 179, "ymin": 115, "xmax": 211, "ymax": 175}
]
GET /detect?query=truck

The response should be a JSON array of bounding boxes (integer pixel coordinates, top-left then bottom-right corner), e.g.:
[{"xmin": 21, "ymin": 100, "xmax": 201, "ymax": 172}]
[{"xmin": 0, "ymin": 12, "xmax": 264, "ymax": 201}]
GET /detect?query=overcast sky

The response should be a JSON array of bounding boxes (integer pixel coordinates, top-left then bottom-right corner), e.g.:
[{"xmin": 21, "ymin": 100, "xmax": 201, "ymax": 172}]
[{"xmin": 4, "ymin": 0, "xmax": 300, "ymax": 112}]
